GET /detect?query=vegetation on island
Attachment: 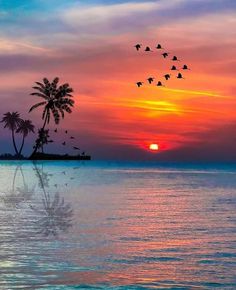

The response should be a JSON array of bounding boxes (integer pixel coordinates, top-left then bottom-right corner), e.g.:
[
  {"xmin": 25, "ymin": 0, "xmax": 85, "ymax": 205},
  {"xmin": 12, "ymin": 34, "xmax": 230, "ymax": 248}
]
[{"xmin": 0, "ymin": 77, "xmax": 90, "ymax": 160}]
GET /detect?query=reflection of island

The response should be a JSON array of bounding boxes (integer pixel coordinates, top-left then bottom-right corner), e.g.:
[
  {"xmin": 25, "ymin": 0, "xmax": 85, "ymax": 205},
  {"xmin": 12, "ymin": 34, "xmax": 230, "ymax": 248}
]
[
  {"xmin": 31, "ymin": 162, "xmax": 74, "ymax": 237},
  {"xmin": 0, "ymin": 162, "xmax": 74, "ymax": 237},
  {"xmin": 1, "ymin": 165, "xmax": 35, "ymax": 208},
  {"xmin": 30, "ymin": 192, "xmax": 73, "ymax": 237}
]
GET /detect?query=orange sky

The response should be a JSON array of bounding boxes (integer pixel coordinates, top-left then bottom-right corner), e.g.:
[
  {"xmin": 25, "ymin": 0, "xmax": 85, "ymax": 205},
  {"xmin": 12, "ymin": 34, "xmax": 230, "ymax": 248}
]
[{"xmin": 0, "ymin": 0, "xmax": 236, "ymax": 160}]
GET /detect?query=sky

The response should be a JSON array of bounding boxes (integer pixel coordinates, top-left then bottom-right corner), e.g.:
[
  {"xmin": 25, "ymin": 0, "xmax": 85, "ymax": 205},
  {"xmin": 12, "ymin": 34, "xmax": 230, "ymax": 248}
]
[{"xmin": 0, "ymin": 0, "xmax": 236, "ymax": 161}]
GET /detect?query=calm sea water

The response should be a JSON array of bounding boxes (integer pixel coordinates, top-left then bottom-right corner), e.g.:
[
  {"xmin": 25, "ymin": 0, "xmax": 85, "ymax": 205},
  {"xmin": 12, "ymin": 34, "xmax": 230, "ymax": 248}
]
[{"xmin": 0, "ymin": 161, "xmax": 235, "ymax": 289}]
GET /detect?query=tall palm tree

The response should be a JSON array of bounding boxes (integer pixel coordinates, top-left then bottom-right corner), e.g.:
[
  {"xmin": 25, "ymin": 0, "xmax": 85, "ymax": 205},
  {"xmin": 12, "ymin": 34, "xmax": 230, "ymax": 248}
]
[
  {"xmin": 1, "ymin": 112, "xmax": 22, "ymax": 155},
  {"xmin": 29, "ymin": 77, "xmax": 74, "ymax": 155},
  {"xmin": 16, "ymin": 119, "xmax": 35, "ymax": 156}
]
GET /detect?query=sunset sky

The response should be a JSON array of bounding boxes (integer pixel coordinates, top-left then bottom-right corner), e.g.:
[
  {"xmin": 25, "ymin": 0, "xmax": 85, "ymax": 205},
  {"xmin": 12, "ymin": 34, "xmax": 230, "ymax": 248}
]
[{"xmin": 0, "ymin": 0, "xmax": 236, "ymax": 161}]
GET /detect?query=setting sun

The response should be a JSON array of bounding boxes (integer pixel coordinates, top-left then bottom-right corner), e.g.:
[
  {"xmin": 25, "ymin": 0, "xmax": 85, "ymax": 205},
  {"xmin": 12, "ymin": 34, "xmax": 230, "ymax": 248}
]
[{"xmin": 149, "ymin": 143, "xmax": 159, "ymax": 151}]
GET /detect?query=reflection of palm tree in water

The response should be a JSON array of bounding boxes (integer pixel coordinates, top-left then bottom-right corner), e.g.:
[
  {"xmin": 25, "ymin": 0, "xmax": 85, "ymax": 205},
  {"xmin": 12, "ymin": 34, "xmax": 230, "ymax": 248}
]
[
  {"xmin": 1, "ymin": 165, "xmax": 35, "ymax": 208},
  {"xmin": 33, "ymin": 163, "xmax": 52, "ymax": 189},
  {"xmin": 31, "ymin": 162, "xmax": 73, "ymax": 237}
]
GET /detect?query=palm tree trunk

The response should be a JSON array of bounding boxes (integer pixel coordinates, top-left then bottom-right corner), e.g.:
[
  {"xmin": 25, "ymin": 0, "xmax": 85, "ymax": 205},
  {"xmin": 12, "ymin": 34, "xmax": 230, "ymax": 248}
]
[
  {"xmin": 18, "ymin": 135, "xmax": 25, "ymax": 156},
  {"xmin": 30, "ymin": 112, "xmax": 48, "ymax": 158},
  {"xmin": 11, "ymin": 129, "xmax": 19, "ymax": 156}
]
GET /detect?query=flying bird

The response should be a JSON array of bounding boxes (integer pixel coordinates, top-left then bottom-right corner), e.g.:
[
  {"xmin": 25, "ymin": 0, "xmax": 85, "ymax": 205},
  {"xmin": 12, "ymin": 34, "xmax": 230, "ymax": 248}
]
[
  {"xmin": 65, "ymin": 130, "xmax": 68, "ymax": 134},
  {"xmin": 164, "ymin": 74, "xmax": 171, "ymax": 80},
  {"xmin": 177, "ymin": 73, "xmax": 184, "ymax": 79},
  {"xmin": 136, "ymin": 82, "xmax": 143, "ymax": 87},
  {"xmin": 147, "ymin": 77, "xmax": 154, "ymax": 84},
  {"xmin": 70, "ymin": 136, "xmax": 75, "ymax": 139},
  {"xmin": 156, "ymin": 81, "xmax": 164, "ymax": 87},
  {"xmin": 145, "ymin": 46, "xmax": 152, "ymax": 52},
  {"xmin": 73, "ymin": 146, "xmax": 80, "ymax": 150},
  {"xmin": 54, "ymin": 129, "xmax": 57, "ymax": 133},
  {"xmin": 171, "ymin": 65, "xmax": 178, "ymax": 71},
  {"xmin": 62, "ymin": 141, "xmax": 66, "ymax": 146},
  {"xmin": 134, "ymin": 44, "xmax": 142, "ymax": 51},
  {"xmin": 172, "ymin": 56, "xmax": 180, "ymax": 61},
  {"xmin": 162, "ymin": 52, "xmax": 169, "ymax": 58},
  {"xmin": 156, "ymin": 44, "xmax": 163, "ymax": 49},
  {"xmin": 182, "ymin": 64, "xmax": 190, "ymax": 70}
]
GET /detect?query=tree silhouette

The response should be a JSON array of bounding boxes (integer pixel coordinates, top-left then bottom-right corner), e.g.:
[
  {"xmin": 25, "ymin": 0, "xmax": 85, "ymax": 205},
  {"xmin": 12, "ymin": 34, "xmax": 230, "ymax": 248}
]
[
  {"xmin": 34, "ymin": 128, "xmax": 53, "ymax": 154},
  {"xmin": 29, "ymin": 77, "xmax": 74, "ymax": 156},
  {"xmin": 16, "ymin": 119, "xmax": 35, "ymax": 156},
  {"xmin": 1, "ymin": 112, "xmax": 22, "ymax": 155}
]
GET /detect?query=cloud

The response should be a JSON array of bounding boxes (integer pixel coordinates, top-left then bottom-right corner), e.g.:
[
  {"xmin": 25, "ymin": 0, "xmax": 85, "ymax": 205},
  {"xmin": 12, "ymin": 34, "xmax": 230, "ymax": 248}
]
[{"xmin": 61, "ymin": 0, "xmax": 236, "ymax": 35}]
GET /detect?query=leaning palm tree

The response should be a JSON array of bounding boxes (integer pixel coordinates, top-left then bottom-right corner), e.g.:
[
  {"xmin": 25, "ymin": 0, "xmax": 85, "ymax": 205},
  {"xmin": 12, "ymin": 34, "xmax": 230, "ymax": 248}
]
[
  {"xmin": 16, "ymin": 119, "xmax": 35, "ymax": 156},
  {"xmin": 29, "ymin": 77, "xmax": 74, "ymax": 155},
  {"xmin": 1, "ymin": 112, "xmax": 23, "ymax": 155}
]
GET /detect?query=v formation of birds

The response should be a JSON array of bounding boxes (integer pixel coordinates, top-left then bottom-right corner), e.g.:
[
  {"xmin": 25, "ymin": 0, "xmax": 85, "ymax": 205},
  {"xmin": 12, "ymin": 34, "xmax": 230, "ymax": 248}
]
[{"xmin": 134, "ymin": 43, "xmax": 190, "ymax": 88}]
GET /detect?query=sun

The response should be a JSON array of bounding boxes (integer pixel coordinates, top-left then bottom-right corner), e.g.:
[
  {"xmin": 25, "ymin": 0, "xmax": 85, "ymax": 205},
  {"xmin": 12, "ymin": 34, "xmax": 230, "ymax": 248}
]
[{"xmin": 149, "ymin": 143, "xmax": 159, "ymax": 151}]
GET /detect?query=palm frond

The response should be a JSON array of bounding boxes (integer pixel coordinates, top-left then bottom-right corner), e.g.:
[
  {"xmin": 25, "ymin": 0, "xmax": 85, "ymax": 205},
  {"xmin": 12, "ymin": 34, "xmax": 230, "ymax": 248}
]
[
  {"xmin": 29, "ymin": 101, "xmax": 47, "ymax": 113},
  {"xmin": 35, "ymin": 82, "xmax": 45, "ymax": 88},
  {"xmin": 30, "ymin": 92, "xmax": 49, "ymax": 100},
  {"xmin": 61, "ymin": 105, "xmax": 72, "ymax": 113},
  {"xmin": 43, "ymin": 78, "xmax": 50, "ymax": 86},
  {"xmin": 51, "ymin": 107, "xmax": 60, "ymax": 124}
]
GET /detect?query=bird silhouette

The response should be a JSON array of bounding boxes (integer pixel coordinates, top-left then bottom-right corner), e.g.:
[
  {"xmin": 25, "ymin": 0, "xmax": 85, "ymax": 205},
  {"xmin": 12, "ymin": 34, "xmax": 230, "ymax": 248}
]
[
  {"xmin": 157, "ymin": 81, "xmax": 164, "ymax": 87},
  {"xmin": 54, "ymin": 184, "xmax": 58, "ymax": 187},
  {"xmin": 177, "ymin": 73, "xmax": 184, "ymax": 79},
  {"xmin": 172, "ymin": 56, "xmax": 180, "ymax": 61},
  {"xmin": 182, "ymin": 64, "xmax": 190, "ymax": 70},
  {"xmin": 162, "ymin": 52, "xmax": 169, "ymax": 58},
  {"xmin": 171, "ymin": 65, "xmax": 178, "ymax": 71},
  {"xmin": 156, "ymin": 44, "xmax": 163, "ymax": 49},
  {"xmin": 81, "ymin": 152, "xmax": 85, "ymax": 156},
  {"xmin": 65, "ymin": 130, "xmax": 68, "ymax": 134},
  {"xmin": 70, "ymin": 136, "xmax": 75, "ymax": 139},
  {"xmin": 136, "ymin": 82, "xmax": 143, "ymax": 87},
  {"xmin": 62, "ymin": 141, "xmax": 66, "ymax": 146},
  {"xmin": 147, "ymin": 77, "xmax": 154, "ymax": 84},
  {"xmin": 73, "ymin": 146, "xmax": 80, "ymax": 150},
  {"xmin": 164, "ymin": 74, "xmax": 171, "ymax": 80},
  {"xmin": 54, "ymin": 129, "xmax": 57, "ymax": 133},
  {"xmin": 134, "ymin": 44, "xmax": 142, "ymax": 51},
  {"xmin": 145, "ymin": 46, "xmax": 152, "ymax": 52}
]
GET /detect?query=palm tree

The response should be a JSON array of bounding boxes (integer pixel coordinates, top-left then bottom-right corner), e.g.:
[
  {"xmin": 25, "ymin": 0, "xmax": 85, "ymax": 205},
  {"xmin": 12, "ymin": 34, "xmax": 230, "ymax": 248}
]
[
  {"xmin": 29, "ymin": 77, "xmax": 74, "ymax": 155},
  {"xmin": 1, "ymin": 112, "xmax": 22, "ymax": 155},
  {"xmin": 16, "ymin": 119, "xmax": 35, "ymax": 156}
]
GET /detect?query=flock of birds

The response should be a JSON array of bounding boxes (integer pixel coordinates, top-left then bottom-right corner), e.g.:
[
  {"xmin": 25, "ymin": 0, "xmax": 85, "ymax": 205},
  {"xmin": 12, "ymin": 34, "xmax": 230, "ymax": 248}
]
[
  {"xmin": 134, "ymin": 43, "xmax": 190, "ymax": 87},
  {"xmin": 53, "ymin": 129, "xmax": 86, "ymax": 155}
]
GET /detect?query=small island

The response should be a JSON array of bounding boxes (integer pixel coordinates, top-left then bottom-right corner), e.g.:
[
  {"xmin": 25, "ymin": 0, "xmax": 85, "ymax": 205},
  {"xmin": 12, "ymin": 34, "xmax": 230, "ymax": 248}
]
[{"xmin": 0, "ymin": 77, "xmax": 91, "ymax": 161}]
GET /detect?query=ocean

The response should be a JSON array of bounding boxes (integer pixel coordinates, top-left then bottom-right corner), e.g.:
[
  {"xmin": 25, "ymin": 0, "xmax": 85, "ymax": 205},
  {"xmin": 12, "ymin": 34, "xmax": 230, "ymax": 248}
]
[{"xmin": 0, "ymin": 161, "xmax": 235, "ymax": 289}]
